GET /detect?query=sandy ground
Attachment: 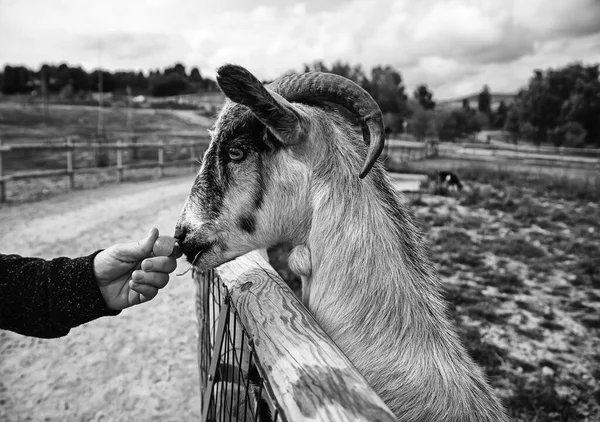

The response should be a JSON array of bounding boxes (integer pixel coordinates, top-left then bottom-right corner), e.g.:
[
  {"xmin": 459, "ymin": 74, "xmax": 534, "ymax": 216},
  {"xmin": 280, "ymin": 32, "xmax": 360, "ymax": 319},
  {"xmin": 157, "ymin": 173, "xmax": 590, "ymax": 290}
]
[{"xmin": 0, "ymin": 175, "xmax": 202, "ymax": 422}]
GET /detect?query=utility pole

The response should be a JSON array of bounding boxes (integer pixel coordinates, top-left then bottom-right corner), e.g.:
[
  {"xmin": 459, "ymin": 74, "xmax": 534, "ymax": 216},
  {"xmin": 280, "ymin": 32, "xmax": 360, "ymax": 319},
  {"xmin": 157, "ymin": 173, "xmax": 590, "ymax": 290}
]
[
  {"xmin": 41, "ymin": 66, "xmax": 49, "ymax": 124},
  {"xmin": 96, "ymin": 39, "xmax": 109, "ymax": 167},
  {"xmin": 97, "ymin": 39, "xmax": 103, "ymax": 138},
  {"xmin": 126, "ymin": 84, "xmax": 132, "ymax": 136}
]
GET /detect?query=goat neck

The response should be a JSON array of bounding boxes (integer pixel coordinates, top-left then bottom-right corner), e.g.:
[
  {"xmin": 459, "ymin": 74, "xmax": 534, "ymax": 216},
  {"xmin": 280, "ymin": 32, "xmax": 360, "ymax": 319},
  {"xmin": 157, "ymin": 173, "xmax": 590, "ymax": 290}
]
[{"xmin": 290, "ymin": 127, "xmax": 507, "ymax": 422}]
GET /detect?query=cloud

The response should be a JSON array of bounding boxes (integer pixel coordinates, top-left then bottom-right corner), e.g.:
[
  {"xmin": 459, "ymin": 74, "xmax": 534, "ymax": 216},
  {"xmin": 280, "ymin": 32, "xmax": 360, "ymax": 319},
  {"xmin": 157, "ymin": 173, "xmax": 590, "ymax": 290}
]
[{"xmin": 1, "ymin": 0, "xmax": 599, "ymax": 98}]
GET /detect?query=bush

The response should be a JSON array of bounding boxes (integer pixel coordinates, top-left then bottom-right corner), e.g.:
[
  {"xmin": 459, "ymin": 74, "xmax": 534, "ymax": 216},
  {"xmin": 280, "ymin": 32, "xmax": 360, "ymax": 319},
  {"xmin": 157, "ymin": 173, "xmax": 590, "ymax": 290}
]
[
  {"xmin": 149, "ymin": 73, "xmax": 190, "ymax": 97},
  {"xmin": 436, "ymin": 109, "xmax": 480, "ymax": 142}
]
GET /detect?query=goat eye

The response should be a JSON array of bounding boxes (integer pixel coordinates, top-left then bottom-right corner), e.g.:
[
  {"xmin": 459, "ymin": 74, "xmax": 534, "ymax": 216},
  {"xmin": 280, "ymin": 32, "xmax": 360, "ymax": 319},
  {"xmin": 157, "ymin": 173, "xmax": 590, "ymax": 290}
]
[{"xmin": 228, "ymin": 148, "xmax": 245, "ymax": 161}]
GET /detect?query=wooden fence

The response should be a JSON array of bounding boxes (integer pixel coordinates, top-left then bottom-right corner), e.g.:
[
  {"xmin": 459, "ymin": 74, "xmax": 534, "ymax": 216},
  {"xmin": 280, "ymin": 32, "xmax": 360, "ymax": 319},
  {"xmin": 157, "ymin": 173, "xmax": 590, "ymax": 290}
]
[
  {"xmin": 0, "ymin": 137, "xmax": 437, "ymax": 203},
  {"xmin": 195, "ymin": 250, "xmax": 396, "ymax": 421},
  {"xmin": 0, "ymin": 137, "xmax": 210, "ymax": 202}
]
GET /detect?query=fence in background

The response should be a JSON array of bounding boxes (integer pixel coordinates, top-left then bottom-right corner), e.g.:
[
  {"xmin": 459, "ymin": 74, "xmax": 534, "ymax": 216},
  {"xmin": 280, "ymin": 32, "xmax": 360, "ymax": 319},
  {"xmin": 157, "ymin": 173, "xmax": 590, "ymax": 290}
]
[
  {"xmin": 0, "ymin": 137, "xmax": 437, "ymax": 203},
  {"xmin": 0, "ymin": 137, "xmax": 211, "ymax": 202},
  {"xmin": 195, "ymin": 250, "xmax": 396, "ymax": 421},
  {"xmin": 384, "ymin": 139, "xmax": 438, "ymax": 163}
]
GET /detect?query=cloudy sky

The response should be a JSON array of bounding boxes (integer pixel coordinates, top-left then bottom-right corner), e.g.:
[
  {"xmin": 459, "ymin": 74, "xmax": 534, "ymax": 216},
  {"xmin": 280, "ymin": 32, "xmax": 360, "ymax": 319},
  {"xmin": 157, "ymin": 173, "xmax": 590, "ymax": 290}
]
[{"xmin": 1, "ymin": 0, "xmax": 599, "ymax": 98}]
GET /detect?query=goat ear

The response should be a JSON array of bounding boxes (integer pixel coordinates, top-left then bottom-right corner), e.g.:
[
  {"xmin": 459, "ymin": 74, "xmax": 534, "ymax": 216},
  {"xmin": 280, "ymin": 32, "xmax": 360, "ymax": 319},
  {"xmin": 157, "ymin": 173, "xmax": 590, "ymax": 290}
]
[{"xmin": 216, "ymin": 64, "xmax": 306, "ymax": 145}]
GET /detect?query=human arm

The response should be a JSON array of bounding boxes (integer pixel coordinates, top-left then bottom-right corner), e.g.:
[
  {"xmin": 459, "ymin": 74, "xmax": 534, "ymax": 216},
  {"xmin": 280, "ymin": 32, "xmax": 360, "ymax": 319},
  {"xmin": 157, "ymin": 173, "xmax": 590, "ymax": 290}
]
[
  {"xmin": 0, "ymin": 228, "xmax": 180, "ymax": 338},
  {"xmin": 0, "ymin": 252, "xmax": 116, "ymax": 338},
  {"xmin": 94, "ymin": 227, "xmax": 181, "ymax": 310}
]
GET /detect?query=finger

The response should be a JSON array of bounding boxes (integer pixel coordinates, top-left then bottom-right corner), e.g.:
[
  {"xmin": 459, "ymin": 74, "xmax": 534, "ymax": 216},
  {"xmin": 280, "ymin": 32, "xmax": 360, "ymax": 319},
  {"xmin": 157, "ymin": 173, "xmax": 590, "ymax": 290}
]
[
  {"xmin": 132, "ymin": 270, "xmax": 170, "ymax": 289},
  {"xmin": 141, "ymin": 256, "xmax": 178, "ymax": 274},
  {"xmin": 115, "ymin": 228, "xmax": 160, "ymax": 261},
  {"xmin": 127, "ymin": 289, "xmax": 143, "ymax": 306},
  {"xmin": 129, "ymin": 280, "xmax": 159, "ymax": 301},
  {"xmin": 128, "ymin": 290, "xmax": 150, "ymax": 305}
]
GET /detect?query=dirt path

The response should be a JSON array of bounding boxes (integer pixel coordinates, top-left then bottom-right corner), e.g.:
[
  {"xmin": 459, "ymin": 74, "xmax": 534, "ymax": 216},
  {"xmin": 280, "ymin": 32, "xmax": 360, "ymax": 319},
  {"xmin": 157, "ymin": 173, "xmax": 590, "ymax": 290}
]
[{"xmin": 0, "ymin": 176, "xmax": 202, "ymax": 422}]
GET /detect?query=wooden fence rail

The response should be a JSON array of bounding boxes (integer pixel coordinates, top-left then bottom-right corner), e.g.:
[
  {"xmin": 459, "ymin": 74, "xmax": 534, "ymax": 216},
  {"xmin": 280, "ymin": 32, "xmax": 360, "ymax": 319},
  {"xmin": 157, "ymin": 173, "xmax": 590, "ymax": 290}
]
[
  {"xmin": 0, "ymin": 137, "xmax": 436, "ymax": 203},
  {"xmin": 195, "ymin": 250, "xmax": 396, "ymax": 421},
  {"xmin": 0, "ymin": 138, "xmax": 211, "ymax": 202}
]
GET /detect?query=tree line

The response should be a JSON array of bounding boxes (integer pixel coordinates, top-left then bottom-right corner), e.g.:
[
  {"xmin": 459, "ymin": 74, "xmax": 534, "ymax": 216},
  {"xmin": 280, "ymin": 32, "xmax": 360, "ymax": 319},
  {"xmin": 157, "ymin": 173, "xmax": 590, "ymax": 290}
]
[
  {"xmin": 505, "ymin": 63, "xmax": 600, "ymax": 148},
  {"xmin": 0, "ymin": 63, "xmax": 218, "ymax": 98},
  {"xmin": 1, "ymin": 60, "xmax": 598, "ymax": 147},
  {"xmin": 298, "ymin": 60, "xmax": 600, "ymax": 148}
]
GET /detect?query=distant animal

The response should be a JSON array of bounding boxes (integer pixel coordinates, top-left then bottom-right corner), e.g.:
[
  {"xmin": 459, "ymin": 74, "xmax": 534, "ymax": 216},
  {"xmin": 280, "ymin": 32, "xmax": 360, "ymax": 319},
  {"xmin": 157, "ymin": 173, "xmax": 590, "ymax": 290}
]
[
  {"xmin": 433, "ymin": 170, "xmax": 464, "ymax": 190},
  {"xmin": 176, "ymin": 64, "xmax": 507, "ymax": 421}
]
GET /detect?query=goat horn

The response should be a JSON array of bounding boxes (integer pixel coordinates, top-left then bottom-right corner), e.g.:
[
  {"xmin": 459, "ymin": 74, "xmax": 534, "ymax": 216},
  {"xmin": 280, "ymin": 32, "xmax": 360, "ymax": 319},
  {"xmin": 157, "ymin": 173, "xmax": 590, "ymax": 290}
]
[{"xmin": 268, "ymin": 73, "xmax": 385, "ymax": 179}]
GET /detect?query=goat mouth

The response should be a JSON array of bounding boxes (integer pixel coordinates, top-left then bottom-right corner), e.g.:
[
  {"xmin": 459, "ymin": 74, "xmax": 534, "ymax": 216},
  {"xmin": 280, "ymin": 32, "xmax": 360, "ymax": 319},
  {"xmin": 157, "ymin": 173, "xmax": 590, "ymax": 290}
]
[{"xmin": 182, "ymin": 241, "xmax": 213, "ymax": 266}]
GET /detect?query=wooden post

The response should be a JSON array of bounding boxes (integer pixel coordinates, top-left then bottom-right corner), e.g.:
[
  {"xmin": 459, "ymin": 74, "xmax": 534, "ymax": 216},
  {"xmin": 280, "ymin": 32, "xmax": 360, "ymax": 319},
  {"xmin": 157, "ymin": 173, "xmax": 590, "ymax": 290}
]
[
  {"xmin": 66, "ymin": 137, "xmax": 75, "ymax": 189},
  {"xmin": 158, "ymin": 140, "xmax": 164, "ymax": 178},
  {"xmin": 0, "ymin": 139, "xmax": 5, "ymax": 203},
  {"xmin": 197, "ymin": 250, "xmax": 397, "ymax": 422},
  {"xmin": 117, "ymin": 139, "xmax": 124, "ymax": 183}
]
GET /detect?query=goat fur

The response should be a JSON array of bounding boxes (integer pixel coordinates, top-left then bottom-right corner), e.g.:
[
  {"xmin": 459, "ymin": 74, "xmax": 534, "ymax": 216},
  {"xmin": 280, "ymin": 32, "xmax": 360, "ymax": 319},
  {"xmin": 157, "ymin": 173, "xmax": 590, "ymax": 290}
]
[{"xmin": 177, "ymin": 69, "xmax": 508, "ymax": 422}]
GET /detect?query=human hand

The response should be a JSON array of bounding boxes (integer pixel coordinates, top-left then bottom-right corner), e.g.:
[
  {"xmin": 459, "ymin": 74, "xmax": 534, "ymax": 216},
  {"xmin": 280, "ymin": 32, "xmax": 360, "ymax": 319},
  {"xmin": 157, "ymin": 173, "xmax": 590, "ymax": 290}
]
[{"xmin": 93, "ymin": 227, "xmax": 182, "ymax": 310}]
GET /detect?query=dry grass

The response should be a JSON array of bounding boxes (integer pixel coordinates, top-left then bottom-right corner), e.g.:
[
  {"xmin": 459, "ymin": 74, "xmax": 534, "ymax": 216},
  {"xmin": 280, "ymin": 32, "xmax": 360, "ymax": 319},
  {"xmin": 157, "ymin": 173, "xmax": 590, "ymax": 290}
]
[{"xmin": 0, "ymin": 103, "xmax": 212, "ymax": 142}]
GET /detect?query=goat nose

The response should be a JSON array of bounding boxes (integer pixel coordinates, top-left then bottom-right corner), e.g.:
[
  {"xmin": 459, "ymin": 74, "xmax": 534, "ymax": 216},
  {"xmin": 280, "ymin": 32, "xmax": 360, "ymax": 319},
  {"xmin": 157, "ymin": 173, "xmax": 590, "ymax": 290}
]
[{"xmin": 174, "ymin": 225, "xmax": 187, "ymax": 242}]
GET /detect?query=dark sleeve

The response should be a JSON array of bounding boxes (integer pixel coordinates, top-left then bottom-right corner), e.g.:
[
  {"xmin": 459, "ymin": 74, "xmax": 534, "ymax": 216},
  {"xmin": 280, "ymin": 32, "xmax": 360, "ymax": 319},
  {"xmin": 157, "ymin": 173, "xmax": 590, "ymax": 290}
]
[{"xmin": 0, "ymin": 251, "xmax": 120, "ymax": 338}]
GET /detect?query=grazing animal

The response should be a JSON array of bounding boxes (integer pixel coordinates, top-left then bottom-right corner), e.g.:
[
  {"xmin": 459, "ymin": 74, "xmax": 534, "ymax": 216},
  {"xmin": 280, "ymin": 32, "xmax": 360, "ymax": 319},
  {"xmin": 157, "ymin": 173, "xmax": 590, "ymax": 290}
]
[
  {"xmin": 175, "ymin": 64, "xmax": 507, "ymax": 422},
  {"xmin": 437, "ymin": 170, "xmax": 464, "ymax": 190},
  {"xmin": 428, "ymin": 170, "xmax": 464, "ymax": 191}
]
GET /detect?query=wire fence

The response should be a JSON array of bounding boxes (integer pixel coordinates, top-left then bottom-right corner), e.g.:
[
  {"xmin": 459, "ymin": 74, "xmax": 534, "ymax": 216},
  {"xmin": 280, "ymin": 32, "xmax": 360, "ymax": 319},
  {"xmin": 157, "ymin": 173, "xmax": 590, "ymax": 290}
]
[
  {"xmin": 197, "ymin": 268, "xmax": 280, "ymax": 421},
  {"xmin": 194, "ymin": 250, "xmax": 396, "ymax": 422}
]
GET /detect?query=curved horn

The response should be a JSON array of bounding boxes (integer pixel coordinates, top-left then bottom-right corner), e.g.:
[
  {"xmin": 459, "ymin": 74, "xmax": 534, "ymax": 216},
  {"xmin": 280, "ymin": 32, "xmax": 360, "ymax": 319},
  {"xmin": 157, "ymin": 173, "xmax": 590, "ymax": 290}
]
[{"xmin": 268, "ymin": 73, "xmax": 385, "ymax": 179}]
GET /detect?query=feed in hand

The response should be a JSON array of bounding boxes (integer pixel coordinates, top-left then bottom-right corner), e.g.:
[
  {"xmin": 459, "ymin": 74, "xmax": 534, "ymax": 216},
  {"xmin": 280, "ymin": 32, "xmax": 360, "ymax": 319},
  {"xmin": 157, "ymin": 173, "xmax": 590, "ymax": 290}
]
[{"xmin": 152, "ymin": 236, "xmax": 180, "ymax": 257}]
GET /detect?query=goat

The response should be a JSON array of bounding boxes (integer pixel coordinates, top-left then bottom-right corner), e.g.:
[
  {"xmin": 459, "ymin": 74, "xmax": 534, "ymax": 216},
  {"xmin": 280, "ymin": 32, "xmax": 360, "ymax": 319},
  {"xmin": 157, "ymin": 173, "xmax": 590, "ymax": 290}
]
[
  {"xmin": 438, "ymin": 170, "xmax": 464, "ymax": 190},
  {"xmin": 175, "ymin": 64, "xmax": 508, "ymax": 422},
  {"xmin": 428, "ymin": 170, "xmax": 464, "ymax": 191}
]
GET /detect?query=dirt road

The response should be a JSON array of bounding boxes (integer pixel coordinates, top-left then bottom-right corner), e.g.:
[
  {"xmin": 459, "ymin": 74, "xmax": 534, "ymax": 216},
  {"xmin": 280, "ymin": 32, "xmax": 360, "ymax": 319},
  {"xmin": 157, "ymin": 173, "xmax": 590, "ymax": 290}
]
[{"xmin": 0, "ymin": 175, "xmax": 202, "ymax": 422}]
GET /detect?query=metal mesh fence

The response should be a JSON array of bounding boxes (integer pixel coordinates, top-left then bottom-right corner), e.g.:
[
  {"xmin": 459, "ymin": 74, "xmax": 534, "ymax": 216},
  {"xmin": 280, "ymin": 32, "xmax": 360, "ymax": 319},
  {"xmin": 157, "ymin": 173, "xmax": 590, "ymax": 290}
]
[{"xmin": 197, "ymin": 269, "xmax": 281, "ymax": 422}]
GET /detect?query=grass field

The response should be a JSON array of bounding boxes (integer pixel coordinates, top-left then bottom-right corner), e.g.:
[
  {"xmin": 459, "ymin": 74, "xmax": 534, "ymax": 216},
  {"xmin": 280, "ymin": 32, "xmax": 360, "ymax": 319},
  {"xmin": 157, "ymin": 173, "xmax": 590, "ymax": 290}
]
[
  {"xmin": 0, "ymin": 102, "xmax": 213, "ymax": 143},
  {"xmin": 269, "ymin": 168, "xmax": 600, "ymax": 421},
  {"xmin": 394, "ymin": 157, "xmax": 600, "ymax": 200}
]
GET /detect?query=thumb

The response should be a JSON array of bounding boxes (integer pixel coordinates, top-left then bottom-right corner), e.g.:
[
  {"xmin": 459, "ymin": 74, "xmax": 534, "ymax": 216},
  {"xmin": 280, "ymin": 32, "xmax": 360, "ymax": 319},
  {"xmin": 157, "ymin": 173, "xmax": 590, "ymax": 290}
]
[{"xmin": 117, "ymin": 227, "xmax": 159, "ymax": 260}]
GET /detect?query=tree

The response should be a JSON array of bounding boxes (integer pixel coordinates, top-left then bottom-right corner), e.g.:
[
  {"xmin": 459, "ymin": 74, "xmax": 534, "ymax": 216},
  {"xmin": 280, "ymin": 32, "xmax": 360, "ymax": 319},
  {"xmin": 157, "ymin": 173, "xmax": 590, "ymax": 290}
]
[
  {"xmin": 504, "ymin": 105, "xmax": 521, "ymax": 144},
  {"xmin": 67, "ymin": 66, "xmax": 89, "ymax": 92},
  {"xmin": 409, "ymin": 108, "xmax": 436, "ymax": 141},
  {"xmin": 474, "ymin": 112, "xmax": 490, "ymax": 131},
  {"xmin": 303, "ymin": 60, "xmax": 329, "ymax": 73},
  {"xmin": 478, "ymin": 85, "xmax": 491, "ymax": 114},
  {"xmin": 165, "ymin": 63, "xmax": 187, "ymax": 78},
  {"xmin": 437, "ymin": 109, "xmax": 479, "ymax": 142},
  {"xmin": 56, "ymin": 63, "xmax": 71, "ymax": 89},
  {"xmin": 462, "ymin": 98, "xmax": 471, "ymax": 111},
  {"xmin": 90, "ymin": 70, "xmax": 115, "ymax": 92},
  {"xmin": 302, "ymin": 60, "xmax": 369, "ymax": 91},
  {"xmin": 493, "ymin": 100, "xmax": 508, "ymax": 128},
  {"xmin": 520, "ymin": 122, "xmax": 539, "ymax": 146},
  {"xmin": 329, "ymin": 60, "xmax": 369, "ymax": 88},
  {"xmin": 190, "ymin": 67, "xmax": 202, "ymax": 82},
  {"xmin": 519, "ymin": 62, "xmax": 600, "ymax": 146},
  {"xmin": 2, "ymin": 65, "xmax": 17, "ymax": 94},
  {"xmin": 549, "ymin": 121, "xmax": 587, "ymax": 147},
  {"xmin": 150, "ymin": 73, "xmax": 190, "ymax": 97},
  {"xmin": 413, "ymin": 84, "xmax": 435, "ymax": 110},
  {"xmin": 370, "ymin": 65, "xmax": 409, "ymax": 116}
]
